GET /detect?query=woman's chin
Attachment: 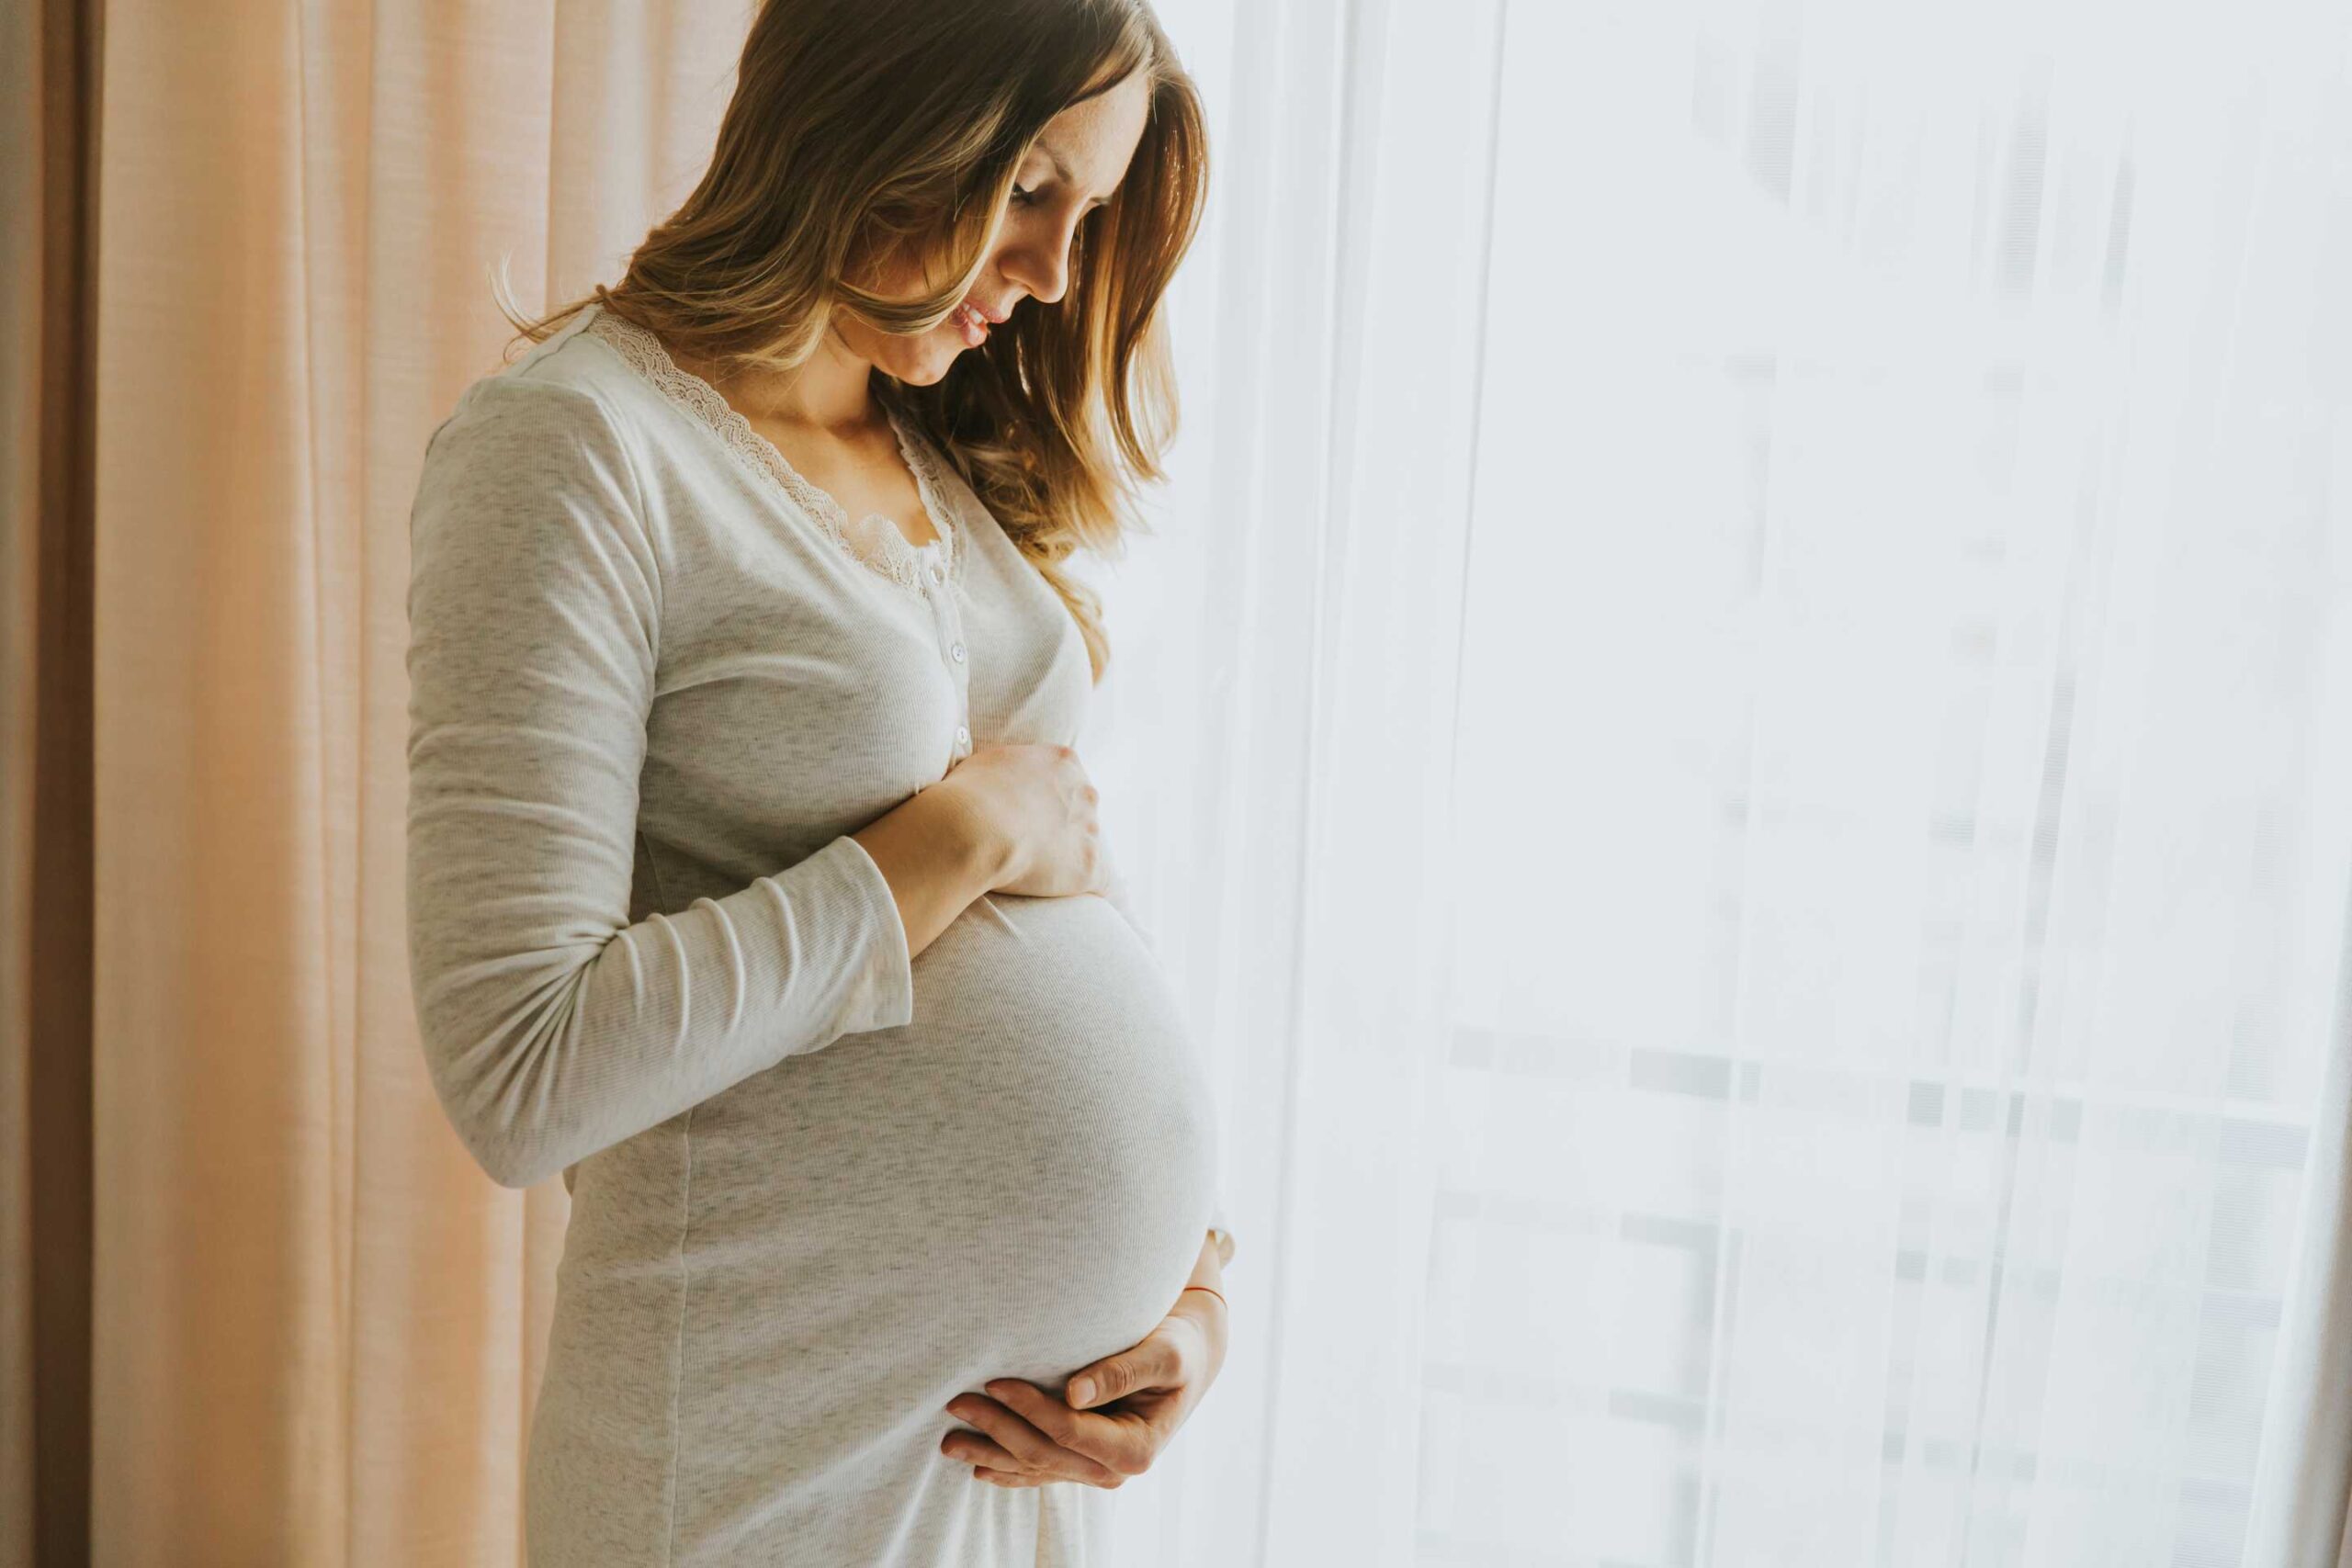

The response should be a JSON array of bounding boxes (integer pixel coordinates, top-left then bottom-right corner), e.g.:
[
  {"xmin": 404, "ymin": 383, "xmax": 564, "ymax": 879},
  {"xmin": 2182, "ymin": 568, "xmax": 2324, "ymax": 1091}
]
[{"xmin": 880, "ymin": 337, "xmax": 962, "ymax": 387}]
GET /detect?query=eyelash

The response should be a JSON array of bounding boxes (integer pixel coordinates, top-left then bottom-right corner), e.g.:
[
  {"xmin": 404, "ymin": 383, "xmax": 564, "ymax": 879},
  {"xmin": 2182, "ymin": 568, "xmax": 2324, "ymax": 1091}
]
[{"xmin": 1010, "ymin": 184, "xmax": 1108, "ymax": 216}]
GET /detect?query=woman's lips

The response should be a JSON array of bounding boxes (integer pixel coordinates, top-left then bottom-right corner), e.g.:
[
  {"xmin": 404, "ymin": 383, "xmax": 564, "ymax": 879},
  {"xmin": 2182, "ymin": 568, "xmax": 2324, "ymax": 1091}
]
[{"xmin": 952, "ymin": 301, "xmax": 990, "ymax": 346}]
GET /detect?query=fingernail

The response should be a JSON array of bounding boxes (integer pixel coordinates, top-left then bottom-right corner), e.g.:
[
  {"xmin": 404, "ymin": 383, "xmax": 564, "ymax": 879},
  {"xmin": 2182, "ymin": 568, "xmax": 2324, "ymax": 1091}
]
[{"xmin": 1069, "ymin": 1379, "xmax": 1094, "ymax": 1405}]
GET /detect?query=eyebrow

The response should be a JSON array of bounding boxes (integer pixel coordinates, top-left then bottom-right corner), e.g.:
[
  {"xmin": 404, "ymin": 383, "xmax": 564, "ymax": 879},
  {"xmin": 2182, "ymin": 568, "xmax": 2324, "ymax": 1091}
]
[{"xmin": 1035, "ymin": 140, "xmax": 1115, "ymax": 208}]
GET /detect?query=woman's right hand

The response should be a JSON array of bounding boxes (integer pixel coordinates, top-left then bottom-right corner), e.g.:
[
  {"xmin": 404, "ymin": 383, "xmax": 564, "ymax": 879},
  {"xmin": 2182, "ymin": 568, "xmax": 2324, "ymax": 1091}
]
[{"xmin": 938, "ymin": 741, "xmax": 1106, "ymax": 899}]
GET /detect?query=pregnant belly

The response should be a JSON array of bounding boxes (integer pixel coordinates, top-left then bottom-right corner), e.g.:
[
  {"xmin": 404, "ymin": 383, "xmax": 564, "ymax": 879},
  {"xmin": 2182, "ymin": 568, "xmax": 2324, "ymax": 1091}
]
[{"xmin": 641, "ymin": 887, "xmax": 1221, "ymax": 1397}]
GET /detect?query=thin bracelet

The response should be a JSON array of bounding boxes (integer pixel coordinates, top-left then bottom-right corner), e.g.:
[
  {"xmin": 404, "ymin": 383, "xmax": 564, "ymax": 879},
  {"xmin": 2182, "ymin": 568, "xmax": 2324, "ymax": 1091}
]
[{"xmin": 1181, "ymin": 1284, "xmax": 1227, "ymax": 1311}]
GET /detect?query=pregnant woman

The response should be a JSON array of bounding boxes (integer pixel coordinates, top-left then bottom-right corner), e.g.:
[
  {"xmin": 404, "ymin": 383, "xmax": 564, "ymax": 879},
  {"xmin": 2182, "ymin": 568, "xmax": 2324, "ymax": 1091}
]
[{"xmin": 401, "ymin": 3, "xmax": 1234, "ymax": 1562}]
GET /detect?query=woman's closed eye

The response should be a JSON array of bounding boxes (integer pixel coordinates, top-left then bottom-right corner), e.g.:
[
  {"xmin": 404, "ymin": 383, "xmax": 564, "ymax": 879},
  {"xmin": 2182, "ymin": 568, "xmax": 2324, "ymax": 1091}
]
[{"xmin": 1010, "ymin": 183, "xmax": 1110, "ymax": 216}]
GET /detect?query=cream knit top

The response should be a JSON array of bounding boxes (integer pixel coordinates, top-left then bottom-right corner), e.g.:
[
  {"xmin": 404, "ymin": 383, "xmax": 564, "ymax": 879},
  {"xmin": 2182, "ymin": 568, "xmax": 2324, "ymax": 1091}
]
[{"xmin": 403, "ymin": 299, "xmax": 1233, "ymax": 1565}]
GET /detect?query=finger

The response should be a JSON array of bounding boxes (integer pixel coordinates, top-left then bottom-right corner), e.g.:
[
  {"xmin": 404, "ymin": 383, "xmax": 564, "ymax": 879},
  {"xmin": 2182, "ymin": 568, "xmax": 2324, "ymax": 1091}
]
[
  {"xmin": 942, "ymin": 1427, "xmax": 1029, "ymax": 1473},
  {"xmin": 989, "ymin": 1379, "xmax": 1152, "ymax": 1479},
  {"xmin": 972, "ymin": 1464, "xmax": 1045, "ymax": 1488},
  {"xmin": 1067, "ymin": 1333, "xmax": 1183, "ymax": 1410},
  {"xmin": 946, "ymin": 1394, "xmax": 1120, "ymax": 1485}
]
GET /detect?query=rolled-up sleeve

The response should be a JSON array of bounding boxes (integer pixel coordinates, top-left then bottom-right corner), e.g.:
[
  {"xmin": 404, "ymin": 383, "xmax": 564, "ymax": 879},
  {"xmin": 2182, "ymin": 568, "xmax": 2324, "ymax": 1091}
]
[{"xmin": 403, "ymin": 375, "xmax": 914, "ymax": 1190}]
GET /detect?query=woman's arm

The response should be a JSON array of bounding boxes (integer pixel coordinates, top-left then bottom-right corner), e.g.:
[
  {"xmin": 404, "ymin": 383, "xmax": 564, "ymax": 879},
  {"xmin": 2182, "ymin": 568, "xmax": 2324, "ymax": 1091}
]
[
  {"xmin": 405, "ymin": 376, "xmax": 992, "ymax": 1190},
  {"xmin": 852, "ymin": 784, "xmax": 1009, "ymax": 960}
]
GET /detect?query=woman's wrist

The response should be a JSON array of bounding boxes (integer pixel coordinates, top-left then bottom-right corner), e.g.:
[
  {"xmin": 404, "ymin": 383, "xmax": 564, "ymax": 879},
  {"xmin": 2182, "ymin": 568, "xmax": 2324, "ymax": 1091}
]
[
  {"xmin": 1172, "ymin": 1282, "xmax": 1228, "ymax": 1385},
  {"xmin": 924, "ymin": 774, "xmax": 1019, "ymax": 893},
  {"xmin": 1171, "ymin": 1283, "xmax": 1227, "ymax": 1343},
  {"xmin": 1177, "ymin": 1228, "xmax": 1226, "ymax": 1320},
  {"xmin": 854, "ymin": 780, "xmax": 1014, "ymax": 959}
]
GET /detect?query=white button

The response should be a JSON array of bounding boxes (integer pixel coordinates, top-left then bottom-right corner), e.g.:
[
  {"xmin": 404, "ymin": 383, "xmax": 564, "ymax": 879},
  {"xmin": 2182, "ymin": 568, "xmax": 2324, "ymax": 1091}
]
[
  {"xmin": 930, "ymin": 564, "xmax": 946, "ymax": 585},
  {"xmin": 950, "ymin": 642, "xmax": 966, "ymax": 663},
  {"xmin": 956, "ymin": 725, "xmax": 970, "ymax": 745}
]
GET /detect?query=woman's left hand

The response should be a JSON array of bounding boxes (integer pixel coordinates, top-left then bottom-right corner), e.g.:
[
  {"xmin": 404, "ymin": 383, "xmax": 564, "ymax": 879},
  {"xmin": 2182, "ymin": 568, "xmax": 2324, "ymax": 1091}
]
[{"xmin": 941, "ymin": 1282, "xmax": 1228, "ymax": 1488}]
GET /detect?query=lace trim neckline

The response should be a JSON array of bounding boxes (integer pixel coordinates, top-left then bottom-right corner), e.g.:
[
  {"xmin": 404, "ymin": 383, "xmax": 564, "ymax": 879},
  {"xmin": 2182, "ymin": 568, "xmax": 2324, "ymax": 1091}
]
[{"xmin": 578, "ymin": 301, "xmax": 960, "ymax": 594}]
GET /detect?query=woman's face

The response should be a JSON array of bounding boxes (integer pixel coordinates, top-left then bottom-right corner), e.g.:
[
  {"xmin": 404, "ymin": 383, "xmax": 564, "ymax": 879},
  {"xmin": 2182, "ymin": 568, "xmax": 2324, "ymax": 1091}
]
[{"xmin": 836, "ymin": 69, "xmax": 1154, "ymax": 385}]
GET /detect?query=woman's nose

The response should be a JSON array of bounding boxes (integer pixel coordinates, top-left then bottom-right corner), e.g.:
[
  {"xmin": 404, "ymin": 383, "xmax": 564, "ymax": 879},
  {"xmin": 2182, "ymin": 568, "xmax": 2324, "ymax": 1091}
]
[
  {"xmin": 1000, "ymin": 252, "xmax": 1067, "ymax": 307},
  {"xmin": 997, "ymin": 227, "xmax": 1082, "ymax": 306}
]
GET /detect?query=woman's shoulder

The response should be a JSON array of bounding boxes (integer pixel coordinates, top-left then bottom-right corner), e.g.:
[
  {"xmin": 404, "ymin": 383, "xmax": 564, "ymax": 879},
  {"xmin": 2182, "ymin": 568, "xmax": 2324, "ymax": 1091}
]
[
  {"xmin": 408, "ymin": 325, "xmax": 664, "ymax": 611},
  {"xmin": 416, "ymin": 317, "xmax": 681, "ymax": 513},
  {"xmin": 434, "ymin": 310, "xmax": 638, "ymax": 437},
  {"xmin": 410, "ymin": 323, "xmax": 664, "ymax": 563}
]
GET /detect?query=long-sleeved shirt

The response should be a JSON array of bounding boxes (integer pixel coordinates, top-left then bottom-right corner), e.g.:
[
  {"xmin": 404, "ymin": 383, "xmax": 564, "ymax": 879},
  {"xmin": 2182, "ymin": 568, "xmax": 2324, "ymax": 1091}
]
[{"xmin": 405, "ymin": 298, "xmax": 1231, "ymax": 1566}]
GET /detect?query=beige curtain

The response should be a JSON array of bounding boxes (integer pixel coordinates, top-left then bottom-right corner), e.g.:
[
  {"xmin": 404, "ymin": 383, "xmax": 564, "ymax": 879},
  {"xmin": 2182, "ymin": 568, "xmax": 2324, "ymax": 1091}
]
[{"xmin": 6, "ymin": 4, "xmax": 756, "ymax": 1562}]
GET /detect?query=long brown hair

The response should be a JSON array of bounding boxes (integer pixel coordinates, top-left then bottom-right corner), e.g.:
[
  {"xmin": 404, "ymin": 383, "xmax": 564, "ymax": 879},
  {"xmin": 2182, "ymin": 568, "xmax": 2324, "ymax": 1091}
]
[{"xmin": 492, "ymin": 0, "xmax": 1209, "ymax": 681}]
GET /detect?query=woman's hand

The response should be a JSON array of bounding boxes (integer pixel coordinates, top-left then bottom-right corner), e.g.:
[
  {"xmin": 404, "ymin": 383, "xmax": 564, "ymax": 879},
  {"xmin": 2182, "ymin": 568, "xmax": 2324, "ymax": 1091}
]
[
  {"xmin": 933, "ymin": 741, "xmax": 1107, "ymax": 899},
  {"xmin": 940, "ymin": 1280, "xmax": 1229, "ymax": 1488}
]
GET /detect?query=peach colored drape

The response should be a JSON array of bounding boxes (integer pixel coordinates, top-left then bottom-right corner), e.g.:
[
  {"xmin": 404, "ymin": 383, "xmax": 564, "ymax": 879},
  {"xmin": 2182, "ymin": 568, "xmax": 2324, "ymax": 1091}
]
[{"xmin": 2, "ymin": 4, "xmax": 755, "ymax": 1562}]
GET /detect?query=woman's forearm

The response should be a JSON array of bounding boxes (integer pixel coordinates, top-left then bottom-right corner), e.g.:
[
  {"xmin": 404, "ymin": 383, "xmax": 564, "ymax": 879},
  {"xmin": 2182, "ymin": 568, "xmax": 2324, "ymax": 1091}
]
[
  {"xmin": 1186, "ymin": 1229, "xmax": 1224, "ymax": 1293},
  {"xmin": 853, "ymin": 780, "xmax": 1008, "ymax": 963},
  {"xmin": 1173, "ymin": 1229, "xmax": 1229, "ymax": 1373}
]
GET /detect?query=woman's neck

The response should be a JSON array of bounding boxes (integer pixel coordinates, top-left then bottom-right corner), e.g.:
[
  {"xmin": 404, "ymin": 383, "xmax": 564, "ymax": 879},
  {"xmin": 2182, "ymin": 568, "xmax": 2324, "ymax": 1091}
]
[{"xmin": 671, "ymin": 322, "xmax": 881, "ymax": 441}]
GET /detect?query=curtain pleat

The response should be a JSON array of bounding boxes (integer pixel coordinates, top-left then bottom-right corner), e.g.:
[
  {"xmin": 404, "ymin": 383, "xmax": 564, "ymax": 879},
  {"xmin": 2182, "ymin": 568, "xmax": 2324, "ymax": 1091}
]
[{"xmin": 4, "ymin": 0, "xmax": 102, "ymax": 1563}]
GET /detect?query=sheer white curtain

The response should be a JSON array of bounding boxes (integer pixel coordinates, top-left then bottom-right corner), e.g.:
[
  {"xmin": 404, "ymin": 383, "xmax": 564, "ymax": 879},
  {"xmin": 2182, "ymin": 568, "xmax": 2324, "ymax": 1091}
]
[{"xmin": 1089, "ymin": 2, "xmax": 2352, "ymax": 1564}]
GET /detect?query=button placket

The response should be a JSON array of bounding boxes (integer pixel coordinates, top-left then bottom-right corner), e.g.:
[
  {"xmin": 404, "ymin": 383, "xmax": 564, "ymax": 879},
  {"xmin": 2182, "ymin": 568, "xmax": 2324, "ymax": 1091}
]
[{"xmin": 925, "ymin": 565, "xmax": 973, "ymax": 761}]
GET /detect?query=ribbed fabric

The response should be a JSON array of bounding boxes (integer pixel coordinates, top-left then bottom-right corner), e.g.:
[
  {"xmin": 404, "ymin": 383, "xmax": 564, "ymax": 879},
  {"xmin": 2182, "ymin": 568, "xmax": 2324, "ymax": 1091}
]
[{"xmin": 403, "ymin": 301, "xmax": 1231, "ymax": 1565}]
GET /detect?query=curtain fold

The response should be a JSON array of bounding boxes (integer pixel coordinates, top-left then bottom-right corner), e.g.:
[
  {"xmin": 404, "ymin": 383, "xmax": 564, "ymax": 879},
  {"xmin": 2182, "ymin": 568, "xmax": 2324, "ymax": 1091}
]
[
  {"xmin": 2245, "ymin": 864, "xmax": 2352, "ymax": 1566},
  {"xmin": 5, "ymin": 0, "xmax": 101, "ymax": 1563}
]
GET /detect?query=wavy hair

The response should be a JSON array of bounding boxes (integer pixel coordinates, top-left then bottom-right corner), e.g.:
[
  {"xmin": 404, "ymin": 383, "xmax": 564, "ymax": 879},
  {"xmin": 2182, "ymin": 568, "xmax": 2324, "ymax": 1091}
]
[{"xmin": 491, "ymin": 0, "xmax": 1208, "ymax": 681}]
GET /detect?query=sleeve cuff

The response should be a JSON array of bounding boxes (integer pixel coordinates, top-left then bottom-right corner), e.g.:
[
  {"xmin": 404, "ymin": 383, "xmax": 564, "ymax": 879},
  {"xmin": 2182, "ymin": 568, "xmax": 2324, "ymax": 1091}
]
[{"xmin": 821, "ymin": 832, "xmax": 916, "ymax": 1033}]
